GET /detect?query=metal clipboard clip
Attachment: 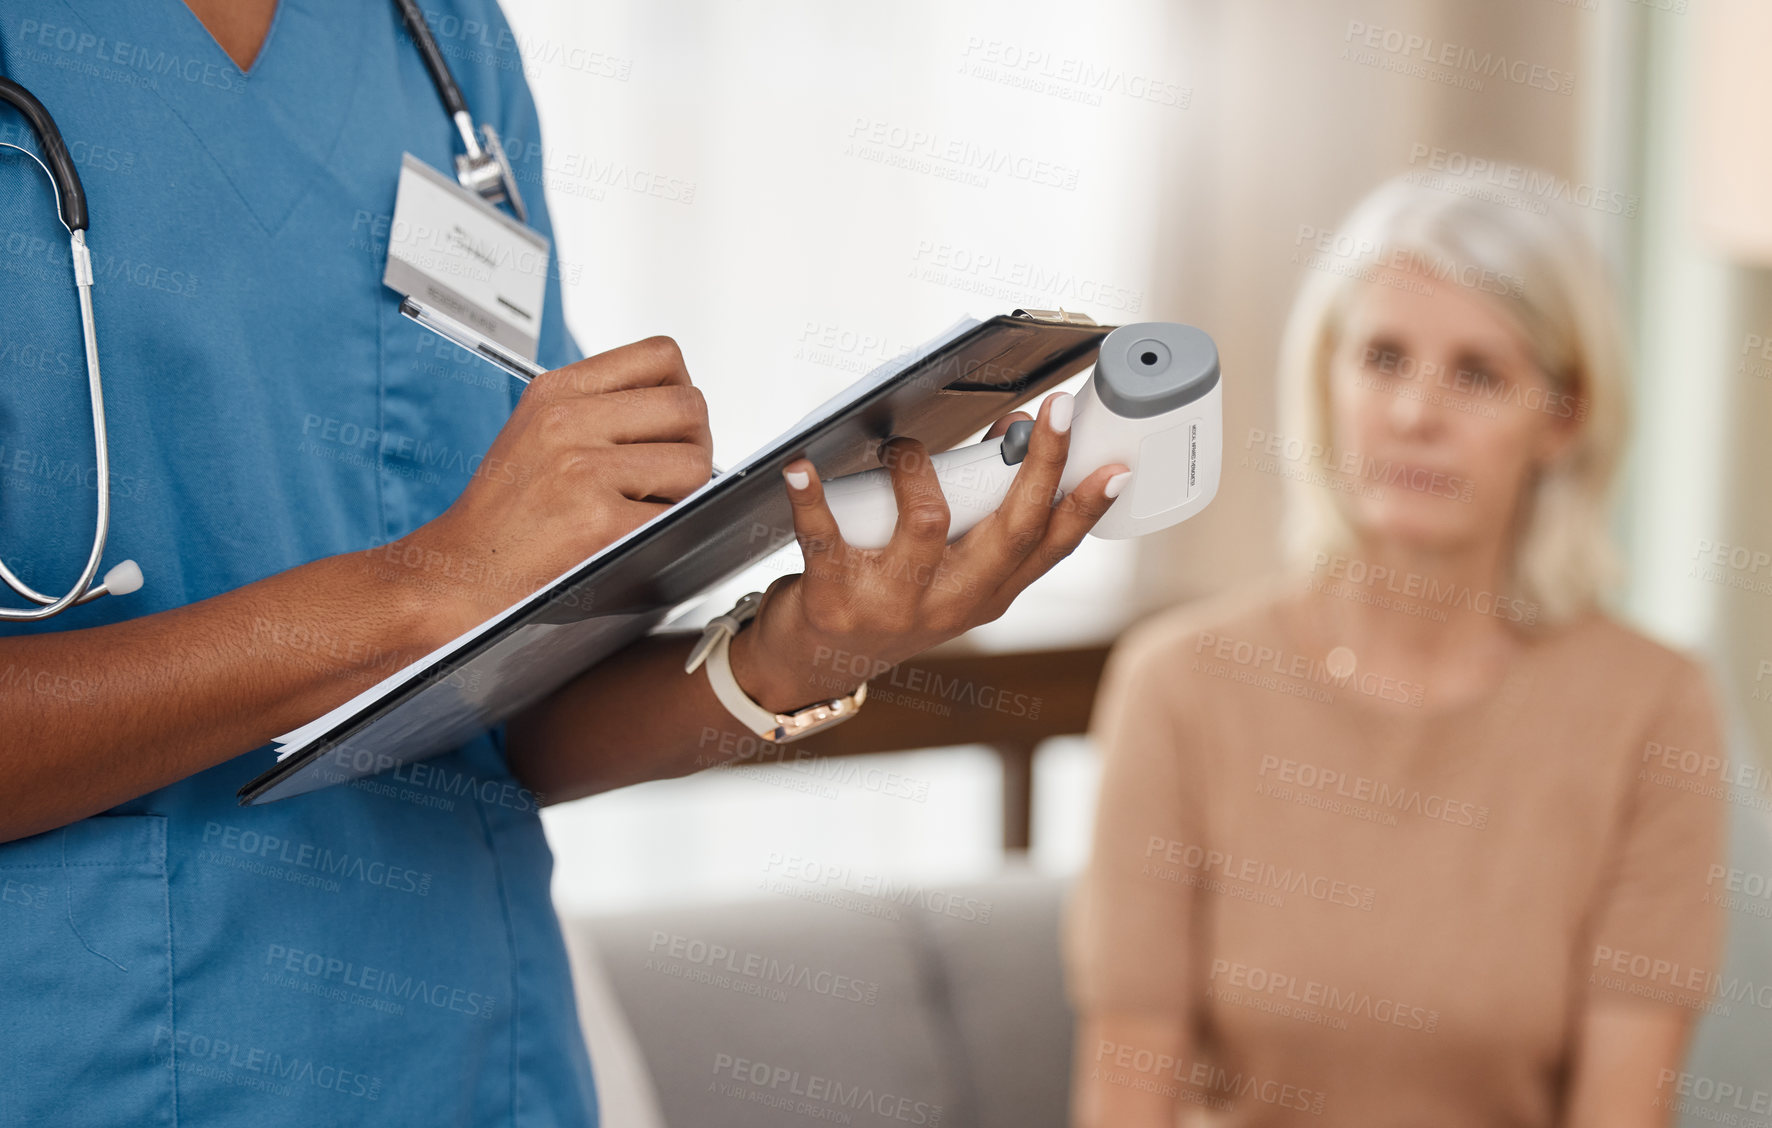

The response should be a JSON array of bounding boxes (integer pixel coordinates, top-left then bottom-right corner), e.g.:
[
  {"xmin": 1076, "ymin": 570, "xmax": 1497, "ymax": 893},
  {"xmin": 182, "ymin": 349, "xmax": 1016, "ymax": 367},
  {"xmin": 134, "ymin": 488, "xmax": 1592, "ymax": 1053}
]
[{"xmin": 1011, "ymin": 307, "xmax": 1099, "ymax": 326}]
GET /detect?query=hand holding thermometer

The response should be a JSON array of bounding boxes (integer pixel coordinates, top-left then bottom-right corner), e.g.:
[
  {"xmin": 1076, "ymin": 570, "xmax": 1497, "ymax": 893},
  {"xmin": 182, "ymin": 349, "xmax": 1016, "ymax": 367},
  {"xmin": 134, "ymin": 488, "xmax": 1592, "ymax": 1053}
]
[{"xmin": 821, "ymin": 321, "xmax": 1223, "ymax": 548}]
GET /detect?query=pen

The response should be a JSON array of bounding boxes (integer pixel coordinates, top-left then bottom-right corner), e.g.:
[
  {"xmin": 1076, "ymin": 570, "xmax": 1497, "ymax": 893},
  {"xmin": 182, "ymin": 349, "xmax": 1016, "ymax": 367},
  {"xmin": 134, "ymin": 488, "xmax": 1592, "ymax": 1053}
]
[
  {"xmin": 399, "ymin": 296, "xmax": 546, "ymax": 383},
  {"xmin": 399, "ymin": 296, "xmax": 724, "ymax": 477}
]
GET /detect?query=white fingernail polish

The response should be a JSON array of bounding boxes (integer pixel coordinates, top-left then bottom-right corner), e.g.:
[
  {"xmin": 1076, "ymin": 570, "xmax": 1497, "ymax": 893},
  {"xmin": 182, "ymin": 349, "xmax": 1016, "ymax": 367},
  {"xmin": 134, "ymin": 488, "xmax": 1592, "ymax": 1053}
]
[
  {"xmin": 784, "ymin": 468, "xmax": 810, "ymax": 490},
  {"xmin": 1105, "ymin": 471, "xmax": 1131, "ymax": 499},
  {"xmin": 1050, "ymin": 392, "xmax": 1074, "ymax": 433}
]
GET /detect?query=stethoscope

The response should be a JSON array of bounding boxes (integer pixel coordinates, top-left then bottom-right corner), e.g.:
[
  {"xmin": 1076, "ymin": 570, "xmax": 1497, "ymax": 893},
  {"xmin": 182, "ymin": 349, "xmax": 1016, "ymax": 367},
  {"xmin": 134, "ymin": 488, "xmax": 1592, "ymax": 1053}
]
[
  {"xmin": 0, "ymin": 1, "xmax": 529, "ymax": 622},
  {"xmin": 391, "ymin": 0, "xmax": 526, "ymax": 223}
]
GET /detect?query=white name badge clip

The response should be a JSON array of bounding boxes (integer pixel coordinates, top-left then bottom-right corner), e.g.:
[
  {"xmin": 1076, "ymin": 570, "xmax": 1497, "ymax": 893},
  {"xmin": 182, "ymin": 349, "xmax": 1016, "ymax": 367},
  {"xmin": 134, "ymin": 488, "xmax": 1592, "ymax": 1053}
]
[{"xmin": 382, "ymin": 152, "xmax": 551, "ymax": 363}]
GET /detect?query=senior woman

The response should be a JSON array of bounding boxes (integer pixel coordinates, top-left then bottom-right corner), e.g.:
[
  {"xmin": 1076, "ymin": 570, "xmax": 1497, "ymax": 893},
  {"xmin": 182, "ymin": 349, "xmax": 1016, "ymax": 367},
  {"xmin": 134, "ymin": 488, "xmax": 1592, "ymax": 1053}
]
[{"xmin": 1064, "ymin": 171, "xmax": 1727, "ymax": 1126}]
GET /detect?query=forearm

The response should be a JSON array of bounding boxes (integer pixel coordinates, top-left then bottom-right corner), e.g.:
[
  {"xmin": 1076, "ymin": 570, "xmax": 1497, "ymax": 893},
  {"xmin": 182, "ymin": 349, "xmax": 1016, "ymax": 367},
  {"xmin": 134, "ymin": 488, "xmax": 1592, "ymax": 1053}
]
[
  {"xmin": 1071, "ymin": 1011, "xmax": 1191, "ymax": 1128},
  {"xmin": 504, "ymin": 623, "xmax": 858, "ymax": 803},
  {"xmin": 1563, "ymin": 1003, "xmax": 1693, "ymax": 1128},
  {"xmin": 0, "ymin": 543, "xmax": 477, "ymax": 842}
]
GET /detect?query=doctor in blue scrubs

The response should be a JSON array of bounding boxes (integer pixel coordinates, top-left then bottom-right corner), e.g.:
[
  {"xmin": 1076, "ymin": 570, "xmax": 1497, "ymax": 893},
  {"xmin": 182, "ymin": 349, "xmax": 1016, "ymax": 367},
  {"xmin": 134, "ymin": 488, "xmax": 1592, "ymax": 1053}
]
[{"xmin": 0, "ymin": 0, "xmax": 1130, "ymax": 1124}]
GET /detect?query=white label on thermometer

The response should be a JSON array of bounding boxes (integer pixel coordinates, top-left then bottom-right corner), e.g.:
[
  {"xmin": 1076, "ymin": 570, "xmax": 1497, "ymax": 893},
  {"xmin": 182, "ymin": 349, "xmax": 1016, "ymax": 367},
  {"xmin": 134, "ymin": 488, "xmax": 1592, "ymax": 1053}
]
[{"xmin": 1129, "ymin": 419, "xmax": 1202, "ymax": 520}]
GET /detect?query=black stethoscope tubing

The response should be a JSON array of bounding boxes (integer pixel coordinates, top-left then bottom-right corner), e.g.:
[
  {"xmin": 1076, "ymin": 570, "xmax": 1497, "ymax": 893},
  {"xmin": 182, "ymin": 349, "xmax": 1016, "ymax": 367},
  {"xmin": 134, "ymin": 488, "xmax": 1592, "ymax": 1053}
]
[{"xmin": 0, "ymin": 75, "xmax": 85, "ymax": 231}]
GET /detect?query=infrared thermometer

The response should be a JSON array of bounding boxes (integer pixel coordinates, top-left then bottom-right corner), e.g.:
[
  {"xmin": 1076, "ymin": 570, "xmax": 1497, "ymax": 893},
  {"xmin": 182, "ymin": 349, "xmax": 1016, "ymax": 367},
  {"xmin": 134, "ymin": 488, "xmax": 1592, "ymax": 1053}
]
[{"xmin": 822, "ymin": 321, "xmax": 1222, "ymax": 547}]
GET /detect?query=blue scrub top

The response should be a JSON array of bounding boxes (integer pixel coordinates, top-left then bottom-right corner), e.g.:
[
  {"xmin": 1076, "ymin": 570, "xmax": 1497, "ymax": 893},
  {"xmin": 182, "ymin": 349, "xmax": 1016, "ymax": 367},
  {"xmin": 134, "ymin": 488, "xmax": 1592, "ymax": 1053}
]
[{"xmin": 0, "ymin": 1, "xmax": 599, "ymax": 1124}]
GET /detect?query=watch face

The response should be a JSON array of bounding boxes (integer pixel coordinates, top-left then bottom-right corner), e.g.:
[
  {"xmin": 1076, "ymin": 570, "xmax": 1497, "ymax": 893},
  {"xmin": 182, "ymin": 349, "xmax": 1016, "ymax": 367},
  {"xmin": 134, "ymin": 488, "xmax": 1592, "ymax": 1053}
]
[{"xmin": 772, "ymin": 697, "xmax": 862, "ymax": 742}]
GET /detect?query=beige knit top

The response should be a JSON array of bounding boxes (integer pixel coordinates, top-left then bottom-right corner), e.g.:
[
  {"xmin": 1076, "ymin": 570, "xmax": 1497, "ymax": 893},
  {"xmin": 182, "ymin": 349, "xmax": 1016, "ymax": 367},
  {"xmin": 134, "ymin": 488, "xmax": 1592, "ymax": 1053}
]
[{"xmin": 1063, "ymin": 579, "xmax": 1727, "ymax": 1126}]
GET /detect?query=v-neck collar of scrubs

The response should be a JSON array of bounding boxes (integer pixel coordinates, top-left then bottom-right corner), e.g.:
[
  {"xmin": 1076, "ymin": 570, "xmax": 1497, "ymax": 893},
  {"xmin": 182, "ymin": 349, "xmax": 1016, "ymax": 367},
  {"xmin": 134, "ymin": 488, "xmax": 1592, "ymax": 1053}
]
[
  {"xmin": 177, "ymin": 2, "xmax": 281, "ymax": 78},
  {"xmin": 60, "ymin": 0, "xmax": 371, "ymax": 236}
]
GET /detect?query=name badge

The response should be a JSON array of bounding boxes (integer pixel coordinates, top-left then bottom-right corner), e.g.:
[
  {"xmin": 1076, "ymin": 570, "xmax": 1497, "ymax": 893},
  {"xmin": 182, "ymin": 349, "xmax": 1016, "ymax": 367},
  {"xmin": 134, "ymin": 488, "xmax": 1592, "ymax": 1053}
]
[{"xmin": 382, "ymin": 153, "xmax": 551, "ymax": 360}]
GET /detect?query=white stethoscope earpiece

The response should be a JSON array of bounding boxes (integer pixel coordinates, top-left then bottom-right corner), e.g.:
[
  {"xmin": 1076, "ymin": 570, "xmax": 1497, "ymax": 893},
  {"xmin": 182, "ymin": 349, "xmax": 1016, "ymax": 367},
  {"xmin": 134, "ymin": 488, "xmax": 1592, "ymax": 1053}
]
[{"xmin": 99, "ymin": 560, "xmax": 144, "ymax": 598}]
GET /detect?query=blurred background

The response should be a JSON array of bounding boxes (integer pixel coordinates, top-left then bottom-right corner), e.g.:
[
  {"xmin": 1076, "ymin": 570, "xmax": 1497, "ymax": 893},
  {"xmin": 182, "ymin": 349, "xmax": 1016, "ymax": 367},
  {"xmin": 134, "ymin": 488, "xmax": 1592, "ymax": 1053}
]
[{"xmin": 480, "ymin": 0, "xmax": 1770, "ymax": 1122}]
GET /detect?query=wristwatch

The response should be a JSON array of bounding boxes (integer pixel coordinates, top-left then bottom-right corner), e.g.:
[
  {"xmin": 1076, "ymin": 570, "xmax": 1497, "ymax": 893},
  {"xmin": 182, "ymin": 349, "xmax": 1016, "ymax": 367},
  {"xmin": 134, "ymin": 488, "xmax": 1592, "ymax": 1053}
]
[{"xmin": 684, "ymin": 591, "xmax": 868, "ymax": 743}]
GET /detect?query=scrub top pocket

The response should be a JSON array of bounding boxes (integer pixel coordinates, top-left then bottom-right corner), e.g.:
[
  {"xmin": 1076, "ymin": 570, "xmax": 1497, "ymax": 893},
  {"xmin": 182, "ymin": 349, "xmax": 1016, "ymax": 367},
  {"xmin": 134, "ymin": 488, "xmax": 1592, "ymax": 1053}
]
[{"xmin": 0, "ymin": 814, "xmax": 173, "ymax": 1128}]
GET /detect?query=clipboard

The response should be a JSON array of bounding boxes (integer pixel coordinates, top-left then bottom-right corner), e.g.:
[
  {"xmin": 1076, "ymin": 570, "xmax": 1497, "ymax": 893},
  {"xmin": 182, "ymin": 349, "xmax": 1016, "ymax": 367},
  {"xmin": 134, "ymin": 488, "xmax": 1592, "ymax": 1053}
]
[{"xmin": 238, "ymin": 309, "xmax": 1113, "ymax": 805}]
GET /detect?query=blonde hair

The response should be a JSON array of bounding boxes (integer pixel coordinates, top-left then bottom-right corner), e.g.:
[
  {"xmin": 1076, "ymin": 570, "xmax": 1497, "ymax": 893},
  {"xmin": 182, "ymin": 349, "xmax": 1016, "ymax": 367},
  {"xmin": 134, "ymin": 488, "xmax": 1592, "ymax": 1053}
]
[{"xmin": 1275, "ymin": 167, "xmax": 1632, "ymax": 626}]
